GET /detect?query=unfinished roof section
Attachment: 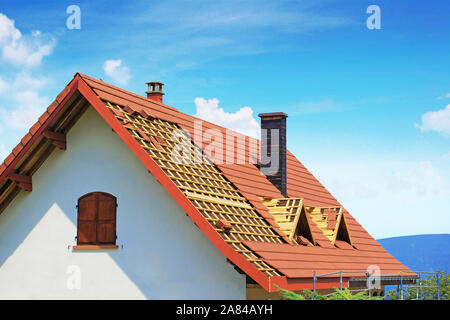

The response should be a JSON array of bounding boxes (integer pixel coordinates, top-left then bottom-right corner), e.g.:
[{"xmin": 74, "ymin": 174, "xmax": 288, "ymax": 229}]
[
  {"xmin": 105, "ymin": 101, "xmax": 286, "ymax": 277},
  {"xmin": 306, "ymin": 206, "xmax": 352, "ymax": 245},
  {"xmin": 261, "ymin": 198, "xmax": 304, "ymax": 241}
]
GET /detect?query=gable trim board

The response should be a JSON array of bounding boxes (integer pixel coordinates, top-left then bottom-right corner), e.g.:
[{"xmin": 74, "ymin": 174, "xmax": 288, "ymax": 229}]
[{"xmin": 0, "ymin": 73, "xmax": 417, "ymax": 293}]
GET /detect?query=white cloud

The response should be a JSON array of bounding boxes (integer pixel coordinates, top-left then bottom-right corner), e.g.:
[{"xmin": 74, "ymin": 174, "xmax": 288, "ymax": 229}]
[
  {"xmin": 0, "ymin": 13, "xmax": 55, "ymax": 67},
  {"xmin": 314, "ymin": 159, "xmax": 446, "ymax": 202},
  {"xmin": 0, "ymin": 73, "xmax": 50, "ymax": 129},
  {"xmin": 0, "ymin": 143, "xmax": 8, "ymax": 163},
  {"xmin": 307, "ymin": 156, "xmax": 450, "ymax": 238},
  {"xmin": 12, "ymin": 72, "xmax": 47, "ymax": 91},
  {"xmin": 7, "ymin": 91, "xmax": 50, "ymax": 129},
  {"xmin": 0, "ymin": 13, "xmax": 20, "ymax": 45},
  {"xmin": 103, "ymin": 59, "xmax": 131, "ymax": 85},
  {"xmin": 438, "ymin": 93, "xmax": 450, "ymax": 99},
  {"xmin": 416, "ymin": 105, "xmax": 450, "ymax": 136},
  {"xmin": 194, "ymin": 97, "xmax": 260, "ymax": 138},
  {"xmin": 0, "ymin": 14, "xmax": 56, "ymax": 164}
]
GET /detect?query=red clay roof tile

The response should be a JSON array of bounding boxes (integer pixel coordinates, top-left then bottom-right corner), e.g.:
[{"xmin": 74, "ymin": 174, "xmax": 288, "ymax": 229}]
[
  {"xmin": 334, "ymin": 240, "xmax": 354, "ymax": 250},
  {"xmin": 56, "ymin": 86, "xmax": 70, "ymax": 103},
  {"xmin": 12, "ymin": 143, "xmax": 23, "ymax": 156},
  {"xmin": 3, "ymin": 153, "xmax": 15, "ymax": 167},
  {"xmin": 244, "ymin": 241, "xmax": 415, "ymax": 279},
  {"xmin": 38, "ymin": 111, "xmax": 50, "ymax": 125},
  {"xmin": 20, "ymin": 133, "xmax": 32, "ymax": 146},
  {"xmin": 216, "ymin": 219, "xmax": 233, "ymax": 231},
  {"xmin": 47, "ymin": 100, "xmax": 59, "ymax": 114},
  {"xmin": 29, "ymin": 121, "xmax": 41, "ymax": 136}
]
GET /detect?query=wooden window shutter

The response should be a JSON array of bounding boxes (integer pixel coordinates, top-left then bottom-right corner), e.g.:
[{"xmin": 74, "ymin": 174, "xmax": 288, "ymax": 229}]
[
  {"xmin": 77, "ymin": 192, "xmax": 117, "ymax": 245},
  {"xmin": 77, "ymin": 193, "xmax": 97, "ymax": 244},
  {"xmin": 97, "ymin": 193, "xmax": 117, "ymax": 244}
]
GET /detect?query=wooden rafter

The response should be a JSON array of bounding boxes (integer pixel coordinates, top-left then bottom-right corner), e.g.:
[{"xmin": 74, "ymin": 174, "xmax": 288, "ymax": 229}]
[
  {"xmin": 8, "ymin": 173, "xmax": 32, "ymax": 192},
  {"xmin": 42, "ymin": 129, "xmax": 66, "ymax": 150}
]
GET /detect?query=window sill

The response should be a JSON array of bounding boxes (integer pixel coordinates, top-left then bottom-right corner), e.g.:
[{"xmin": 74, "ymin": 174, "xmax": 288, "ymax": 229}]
[{"xmin": 72, "ymin": 245, "xmax": 119, "ymax": 251}]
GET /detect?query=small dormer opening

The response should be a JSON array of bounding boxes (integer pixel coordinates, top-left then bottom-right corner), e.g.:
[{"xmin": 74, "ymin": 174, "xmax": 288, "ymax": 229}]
[
  {"xmin": 334, "ymin": 213, "xmax": 352, "ymax": 246},
  {"xmin": 294, "ymin": 207, "xmax": 315, "ymax": 246}
]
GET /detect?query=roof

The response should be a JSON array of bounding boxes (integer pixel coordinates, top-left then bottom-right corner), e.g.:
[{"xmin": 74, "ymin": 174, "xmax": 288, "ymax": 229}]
[{"xmin": 0, "ymin": 73, "xmax": 416, "ymax": 292}]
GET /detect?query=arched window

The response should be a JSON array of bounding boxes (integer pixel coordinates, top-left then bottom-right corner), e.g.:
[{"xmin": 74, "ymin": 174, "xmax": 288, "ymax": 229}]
[{"xmin": 77, "ymin": 192, "xmax": 117, "ymax": 245}]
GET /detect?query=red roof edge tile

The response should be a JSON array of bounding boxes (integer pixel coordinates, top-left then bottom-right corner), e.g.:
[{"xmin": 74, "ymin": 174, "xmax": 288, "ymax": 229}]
[
  {"xmin": 38, "ymin": 111, "xmax": 50, "ymax": 125},
  {"xmin": 123, "ymin": 104, "xmax": 140, "ymax": 115},
  {"xmin": 141, "ymin": 109, "xmax": 154, "ymax": 120},
  {"xmin": 20, "ymin": 133, "xmax": 32, "ymax": 146},
  {"xmin": 29, "ymin": 121, "xmax": 41, "ymax": 136},
  {"xmin": 12, "ymin": 143, "xmax": 23, "ymax": 157},
  {"xmin": 47, "ymin": 100, "xmax": 59, "ymax": 114}
]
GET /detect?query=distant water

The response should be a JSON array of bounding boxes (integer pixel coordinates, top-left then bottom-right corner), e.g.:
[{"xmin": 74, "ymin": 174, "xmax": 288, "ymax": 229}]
[{"xmin": 377, "ymin": 234, "xmax": 450, "ymax": 273}]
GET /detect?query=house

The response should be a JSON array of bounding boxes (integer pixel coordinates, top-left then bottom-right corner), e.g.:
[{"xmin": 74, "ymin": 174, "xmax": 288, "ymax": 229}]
[{"xmin": 0, "ymin": 73, "xmax": 416, "ymax": 299}]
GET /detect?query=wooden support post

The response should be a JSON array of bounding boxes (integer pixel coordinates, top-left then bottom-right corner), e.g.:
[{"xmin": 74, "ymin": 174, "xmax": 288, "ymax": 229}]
[
  {"xmin": 8, "ymin": 173, "xmax": 32, "ymax": 192},
  {"xmin": 43, "ymin": 129, "xmax": 66, "ymax": 150}
]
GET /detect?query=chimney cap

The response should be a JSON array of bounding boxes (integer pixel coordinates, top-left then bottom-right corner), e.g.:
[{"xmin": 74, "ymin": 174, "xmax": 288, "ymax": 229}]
[
  {"xmin": 145, "ymin": 81, "xmax": 164, "ymax": 85},
  {"xmin": 258, "ymin": 112, "xmax": 288, "ymax": 118},
  {"xmin": 146, "ymin": 81, "xmax": 165, "ymax": 95}
]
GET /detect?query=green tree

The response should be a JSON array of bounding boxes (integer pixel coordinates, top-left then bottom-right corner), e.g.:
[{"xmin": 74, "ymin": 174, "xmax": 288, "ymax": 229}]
[
  {"xmin": 387, "ymin": 270, "xmax": 449, "ymax": 300},
  {"xmin": 276, "ymin": 286, "xmax": 383, "ymax": 300}
]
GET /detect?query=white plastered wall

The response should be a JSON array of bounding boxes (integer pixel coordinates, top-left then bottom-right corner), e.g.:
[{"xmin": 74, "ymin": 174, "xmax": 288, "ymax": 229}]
[{"xmin": 0, "ymin": 107, "xmax": 246, "ymax": 299}]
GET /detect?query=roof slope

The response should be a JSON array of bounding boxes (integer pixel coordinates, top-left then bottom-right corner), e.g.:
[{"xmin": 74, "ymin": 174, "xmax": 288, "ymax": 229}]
[{"xmin": 0, "ymin": 73, "xmax": 416, "ymax": 292}]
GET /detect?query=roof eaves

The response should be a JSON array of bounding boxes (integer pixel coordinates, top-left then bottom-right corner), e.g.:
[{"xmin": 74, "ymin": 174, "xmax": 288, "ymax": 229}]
[{"xmin": 0, "ymin": 75, "xmax": 79, "ymax": 185}]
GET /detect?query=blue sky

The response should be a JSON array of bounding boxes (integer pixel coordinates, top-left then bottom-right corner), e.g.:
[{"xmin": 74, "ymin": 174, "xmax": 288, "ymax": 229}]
[{"xmin": 0, "ymin": 0, "xmax": 449, "ymax": 238}]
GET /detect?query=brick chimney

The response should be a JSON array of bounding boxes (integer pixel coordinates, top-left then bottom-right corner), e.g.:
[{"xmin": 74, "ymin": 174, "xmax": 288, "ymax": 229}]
[
  {"xmin": 146, "ymin": 81, "xmax": 165, "ymax": 103},
  {"xmin": 258, "ymin": 112, "xmax": 288, "ymax": 197}
]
